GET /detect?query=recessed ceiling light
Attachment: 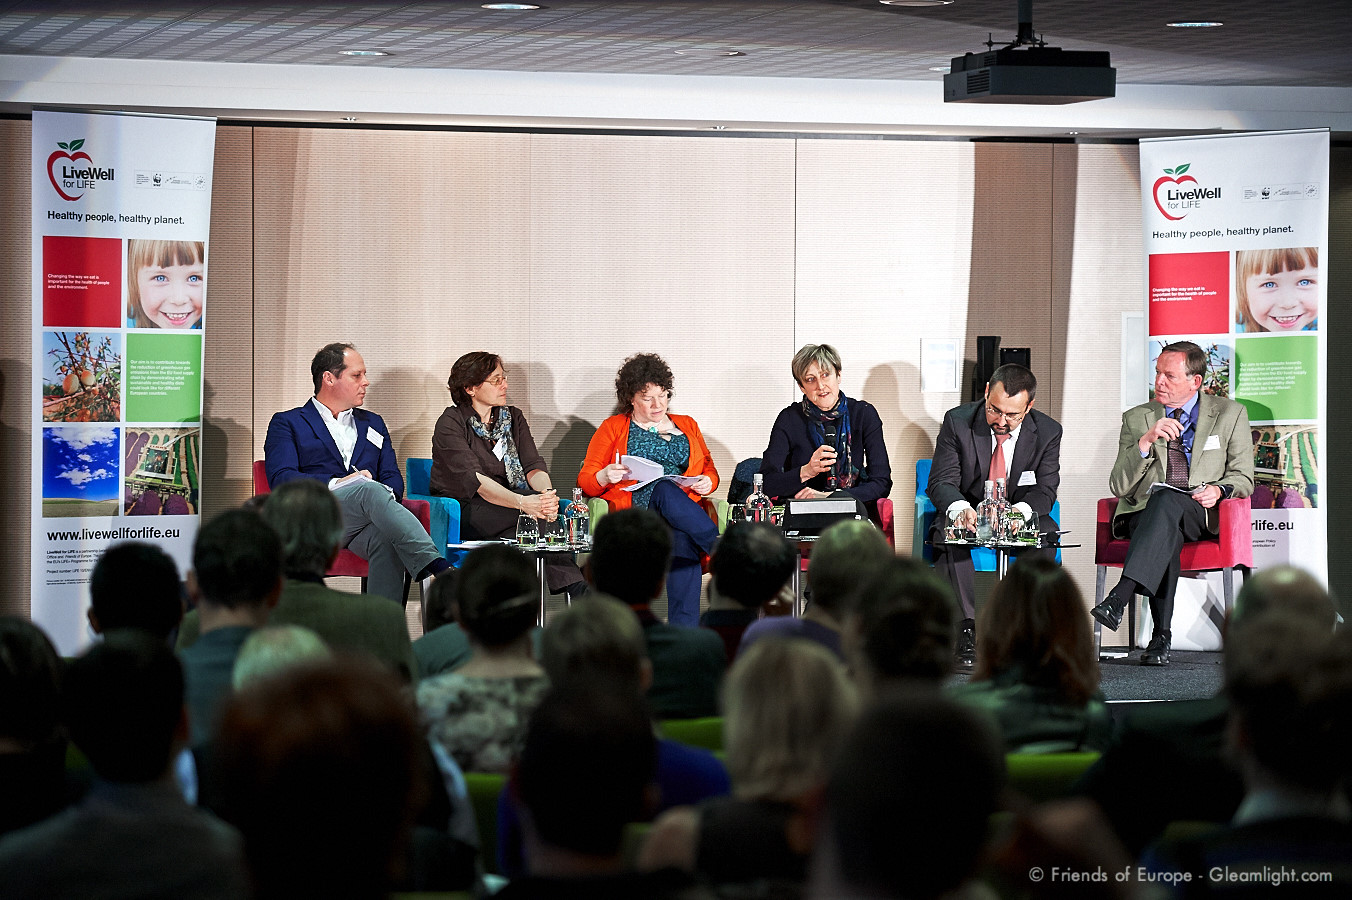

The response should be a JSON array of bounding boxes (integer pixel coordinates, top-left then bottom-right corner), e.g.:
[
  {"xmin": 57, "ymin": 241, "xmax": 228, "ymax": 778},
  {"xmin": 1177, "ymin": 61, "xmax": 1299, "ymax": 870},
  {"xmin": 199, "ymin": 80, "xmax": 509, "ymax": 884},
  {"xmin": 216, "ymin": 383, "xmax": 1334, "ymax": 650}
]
[
  {"xmin": 881, "ymin": 1, "xmax": 955, "ymax": 7},
  {"xmin": 481, "ymin": 3, "xmax": 542, "ymax": 9},
  {"xmin": 674, "ymin": 48, "xmax": 745, "ymax": 57},
  {"xmin": 339, "ymin": 49, "xmax": 389, "ymax": 57},
  {"xmin": 339, "ymin": 116, "xmax": 359, "ymax": 122},
  {"xmin": 1166, "ymin": 21, "xmax": 1223, "ymax": 28},
  {"xmin": 928, "ymin": 65, "xmax": 951, "ymax": 72},
  {"xmin": 1067, "ymin": 131, "xmax": 1080, "ymax": 135}
]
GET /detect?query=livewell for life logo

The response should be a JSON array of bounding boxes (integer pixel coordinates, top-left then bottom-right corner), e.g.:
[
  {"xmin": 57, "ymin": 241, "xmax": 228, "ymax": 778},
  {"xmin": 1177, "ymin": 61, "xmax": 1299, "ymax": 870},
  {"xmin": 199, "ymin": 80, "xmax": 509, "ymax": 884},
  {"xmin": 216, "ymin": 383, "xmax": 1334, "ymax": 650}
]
[
  {"xmin": 47, "ymin": 138, "xmax": 115, "ymax": 202},
  {"xmin": 1152, "ymin": 163, "xmax": 1221, "ymax": 222}
]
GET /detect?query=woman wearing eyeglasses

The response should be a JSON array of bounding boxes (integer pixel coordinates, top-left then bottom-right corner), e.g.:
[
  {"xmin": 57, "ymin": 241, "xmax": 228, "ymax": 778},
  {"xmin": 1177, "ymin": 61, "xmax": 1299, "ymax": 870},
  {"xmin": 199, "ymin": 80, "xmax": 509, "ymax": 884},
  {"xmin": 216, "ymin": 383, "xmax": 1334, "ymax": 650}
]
[
  {"xmin": 431, "ymin": 351, "xmax": 584, "ymax": 596},
  {"xmin": 757, "ymin": 343, "xmax": 892, "ymax": 514},
  {"xmin": 578, "ymin": 352, "xmax": 720, "ymax": 626}
]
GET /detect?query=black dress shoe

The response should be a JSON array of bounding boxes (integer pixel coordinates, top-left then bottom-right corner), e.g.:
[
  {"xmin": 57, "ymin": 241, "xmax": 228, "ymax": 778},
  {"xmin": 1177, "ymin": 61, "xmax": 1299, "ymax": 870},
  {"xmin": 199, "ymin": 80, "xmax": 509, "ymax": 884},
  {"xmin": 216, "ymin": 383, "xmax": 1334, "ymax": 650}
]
[
  {"xmin": 1090, "ymin": 588, "xmax": 1128, "ymax": 631},
  {"xmin": 1140, "ymin": 634, "xmax": 1171, "ymax": 666},
  {"xmin": 954, "ymin": 619, "xmax": 976, "ymax": 669}
]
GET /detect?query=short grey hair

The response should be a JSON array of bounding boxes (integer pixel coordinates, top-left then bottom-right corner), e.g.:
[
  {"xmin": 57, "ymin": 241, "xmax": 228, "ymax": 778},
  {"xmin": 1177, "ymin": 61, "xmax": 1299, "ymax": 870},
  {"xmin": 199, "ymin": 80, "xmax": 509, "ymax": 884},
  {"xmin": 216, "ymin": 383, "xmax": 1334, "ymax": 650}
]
[
  {"xmin": 261, "ymin": 479, "xmax": 344, "ymax": 579},
  {"xmin": 791, "ymin": 343, "xmax": 842, "ymax": 387},
  {"xmin": 232, "ymin": 625, "xmax": 331, "ymax": 690}
]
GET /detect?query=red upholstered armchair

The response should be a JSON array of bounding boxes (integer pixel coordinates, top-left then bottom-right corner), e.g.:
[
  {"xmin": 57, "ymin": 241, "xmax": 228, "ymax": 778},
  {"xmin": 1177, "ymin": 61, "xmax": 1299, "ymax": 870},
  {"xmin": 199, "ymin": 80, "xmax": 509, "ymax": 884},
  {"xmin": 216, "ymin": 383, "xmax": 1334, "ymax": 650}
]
[
  {"xmin": 252, "ymin": 460, "xmax": 431, "ymax": 601},
  {"xmin": 1093, "ymin": 496, "xmax": 1252, "ymax": 649}
]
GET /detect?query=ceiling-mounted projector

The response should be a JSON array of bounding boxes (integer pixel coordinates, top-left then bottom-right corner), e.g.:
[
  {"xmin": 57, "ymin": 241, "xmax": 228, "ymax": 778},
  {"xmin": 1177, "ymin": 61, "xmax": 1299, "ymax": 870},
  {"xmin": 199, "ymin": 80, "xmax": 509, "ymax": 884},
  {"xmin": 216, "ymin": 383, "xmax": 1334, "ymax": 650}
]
[{"xmin": 943, "ymin": 0, "xmax": 1115, "ymax": 104}]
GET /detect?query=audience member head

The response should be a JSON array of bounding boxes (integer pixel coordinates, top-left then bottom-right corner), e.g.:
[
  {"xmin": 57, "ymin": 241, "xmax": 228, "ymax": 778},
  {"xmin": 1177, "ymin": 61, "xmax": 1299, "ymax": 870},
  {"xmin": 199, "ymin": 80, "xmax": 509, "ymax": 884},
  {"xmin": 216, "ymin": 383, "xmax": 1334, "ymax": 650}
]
[
  {"xmin": 1231, "ymin": 564, "xmax": 1338, "ymax": 631},
  {"xmin": 64, "ymin": 629, "xmax": 185, "ymax": 783},
  {"xmin": 216, "ymin": 658, "xmax": 421, "ymax": 899},
  {"xmin": 0, "ymin": 617, "xmax": 63, "ymax": 749},
  {"xmin": 818, "ymin": 689, "xmax": 1005, "ymax": 900},
  {"xmin": 231, "ymin": 625, "xmax": 331, "ymax": 690},
  {"xmin": 260, "ymin": 478, "xmax": 343, "ymax": 580},
  {"xmin": 191, "ymin": 508, "xmax": 283, "ymax": 612},
  {"xmin": 541, "ymin": 594, "xmax": 648, "ymax": 690},
  {"xmin": 88, "ymin": 541, "xmax": 184, "ymax": 640},
  {"xmin": 710, "ymin": 522, "xmax": 794, "ymax": 609},
  {"xmin": 846, "ymin": 556, "xmax": 957, "ymax": 693},
  {"xmin": 723, "ymin": 638, "xmax": 859, "ymax": 803},
  {"xmin": 456, "ymin": 544, "xmax": 539, "ymax": 649},
  {"xmin": 973, "ymin": 557, "xmax": 1098, "ymax": 706},
  {"xmin": 586, "ymin": 507, "xmax": 672, "ymax": 607},
  {"xmin": 515, "ymin": 679, "xmax": 657, "ymax": 866},
  {"xmin": 807, "ymin": 520, "xmax": 892, "ymax": 616},
  {"xmin": 421, "ymin": 569, "xmax": 460, "ymax": 634},
  {"xmin": 1224, "ymin": 611, "xmax": 1352, "ymax": 795}
]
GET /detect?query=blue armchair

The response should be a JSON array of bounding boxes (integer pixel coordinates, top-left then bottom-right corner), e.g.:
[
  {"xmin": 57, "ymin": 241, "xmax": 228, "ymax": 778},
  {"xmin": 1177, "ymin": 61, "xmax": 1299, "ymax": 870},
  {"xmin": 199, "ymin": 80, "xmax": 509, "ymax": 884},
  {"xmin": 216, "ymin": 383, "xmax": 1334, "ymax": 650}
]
[
  {"xmin": 405, "ymin": 458, "xmax": 463, "ymax": 559},
  {"xmin": 915, "ymin": 458, "xmax": 1060, "ymax": 567}
]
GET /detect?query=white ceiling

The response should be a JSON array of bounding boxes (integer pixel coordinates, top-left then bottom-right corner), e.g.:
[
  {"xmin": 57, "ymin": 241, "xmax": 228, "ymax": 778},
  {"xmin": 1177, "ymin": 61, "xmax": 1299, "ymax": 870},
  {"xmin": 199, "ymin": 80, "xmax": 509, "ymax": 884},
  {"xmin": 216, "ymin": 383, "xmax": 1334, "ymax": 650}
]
[{"xmin": 3, "ymin": 1, "xmax": 1350, "ymax": 138}]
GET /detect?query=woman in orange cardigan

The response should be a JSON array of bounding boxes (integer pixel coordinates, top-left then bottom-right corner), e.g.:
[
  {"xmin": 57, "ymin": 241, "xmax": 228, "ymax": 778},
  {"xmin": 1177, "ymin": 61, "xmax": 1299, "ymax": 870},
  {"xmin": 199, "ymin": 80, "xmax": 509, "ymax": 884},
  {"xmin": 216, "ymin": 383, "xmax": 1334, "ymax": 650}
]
[{"xmin": 579, "ymin": 353, "xmax": 720, "ymax": 626}]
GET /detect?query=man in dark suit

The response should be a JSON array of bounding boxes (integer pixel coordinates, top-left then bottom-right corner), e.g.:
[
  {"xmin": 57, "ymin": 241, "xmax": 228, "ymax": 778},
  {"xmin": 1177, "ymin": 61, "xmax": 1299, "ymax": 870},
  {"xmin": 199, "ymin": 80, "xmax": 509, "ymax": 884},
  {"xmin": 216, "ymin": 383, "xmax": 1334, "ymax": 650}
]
[
  {"xmin": 927, "ymin": 364, "xmax": 1062, "ymax": 666},
  {"xmin": 263, "ymin": 342, "xmax": 447, "ymax": 604},
  {"xmin": 1092, "ymin": 341, "xmax": 1253, "ymax": 666}
]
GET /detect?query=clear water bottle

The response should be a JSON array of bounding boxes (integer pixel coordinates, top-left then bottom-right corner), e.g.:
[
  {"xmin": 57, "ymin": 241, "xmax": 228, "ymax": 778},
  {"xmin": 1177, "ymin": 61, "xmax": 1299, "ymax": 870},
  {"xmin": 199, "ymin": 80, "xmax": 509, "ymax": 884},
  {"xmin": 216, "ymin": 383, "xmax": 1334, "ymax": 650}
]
[
  {"xmin": 744, "ymin": 473, "xmax": 773, "ymax": 524},
  {"xmin": 516, "ymin": 512, "xmax": 539, "ymax": 548},
  {"xmin": 975, "ymin": 480, "xmax": 997, "ymax": 545},
  {"xmin": 993, "ymin": 477, "xmax": 1011, "ymax": 542},
  {"xmin": 566, "ymin": 487, "xmax": 591, "ymax": 548}
]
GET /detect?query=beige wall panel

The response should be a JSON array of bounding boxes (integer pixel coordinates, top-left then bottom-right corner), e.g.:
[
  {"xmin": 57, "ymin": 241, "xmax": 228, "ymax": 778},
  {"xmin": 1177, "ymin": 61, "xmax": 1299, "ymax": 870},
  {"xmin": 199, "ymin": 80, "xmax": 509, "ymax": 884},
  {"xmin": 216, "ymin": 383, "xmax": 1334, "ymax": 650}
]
[
  {"xmin": 0, "ymin": 120, "xmax": 32, "ymax": 617},
  {"xmin": 251, "ymin": 129, "xmax": 533, "ymax": 473},
  {"xmin": 1054, "ymin": 144, "xmax": 1144, "ymax": 617},
  {"xmin": 201, "ymin": 125, "xmax": 255, "ymax": 520},
  {"xmin": 796, "ymin": 139, "xmax": 987, "ymax": 553},
  {"xmin": 527, "ymin": 134, "xmax": 797, "ymax": 494}
]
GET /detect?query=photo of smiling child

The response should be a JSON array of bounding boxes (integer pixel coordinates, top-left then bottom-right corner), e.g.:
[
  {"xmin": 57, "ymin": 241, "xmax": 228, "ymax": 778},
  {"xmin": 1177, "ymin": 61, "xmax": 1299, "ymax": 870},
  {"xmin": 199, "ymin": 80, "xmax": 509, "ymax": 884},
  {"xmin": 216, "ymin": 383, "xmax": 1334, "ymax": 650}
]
[
  {"xmin": 125, "ymin": 239, "xmax": 205, "ymax": 329},
  {"xmin": 1235, "ymin": 246, "xmax": 1318, "ymax": 333}
]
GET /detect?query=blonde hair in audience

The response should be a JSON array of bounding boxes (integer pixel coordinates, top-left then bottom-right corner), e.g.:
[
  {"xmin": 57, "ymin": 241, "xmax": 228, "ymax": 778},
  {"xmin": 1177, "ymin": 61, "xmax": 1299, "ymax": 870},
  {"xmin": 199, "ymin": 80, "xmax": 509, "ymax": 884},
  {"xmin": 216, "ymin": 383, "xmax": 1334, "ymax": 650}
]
[
  {"xmin": 723, "ymin": 637, "xmax": 859, "ymax": 802},
  {"xmin": 232, "ymin": 625, "xmax": 331, "ymax": 689}
]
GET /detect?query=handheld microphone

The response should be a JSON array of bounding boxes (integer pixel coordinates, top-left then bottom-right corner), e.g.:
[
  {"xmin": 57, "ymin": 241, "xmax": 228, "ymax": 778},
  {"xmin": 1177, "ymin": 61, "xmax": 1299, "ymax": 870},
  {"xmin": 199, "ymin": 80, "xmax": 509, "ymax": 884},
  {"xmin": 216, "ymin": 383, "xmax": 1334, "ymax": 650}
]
[{"xmin": 822, "ymin": 424, "xmax": 839, "ymax": 491}]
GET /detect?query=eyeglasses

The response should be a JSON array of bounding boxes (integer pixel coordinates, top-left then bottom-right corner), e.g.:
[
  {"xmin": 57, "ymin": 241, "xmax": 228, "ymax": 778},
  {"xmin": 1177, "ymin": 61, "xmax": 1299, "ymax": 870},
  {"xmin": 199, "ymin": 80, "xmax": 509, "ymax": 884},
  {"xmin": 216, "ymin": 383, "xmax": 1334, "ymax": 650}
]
[
  {"xmin": 482, "ymin": 374, "xmax": 507, "ymax": 386},
  {"xmin": 985, "ymin": 405, "xmax": 1027, "ymax": 424}
]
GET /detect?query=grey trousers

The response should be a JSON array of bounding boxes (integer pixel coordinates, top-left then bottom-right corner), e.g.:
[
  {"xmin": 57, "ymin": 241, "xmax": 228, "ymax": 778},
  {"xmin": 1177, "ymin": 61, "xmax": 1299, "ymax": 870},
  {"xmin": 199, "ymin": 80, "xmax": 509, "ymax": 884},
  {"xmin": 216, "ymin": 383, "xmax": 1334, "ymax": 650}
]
[{"xmin": 336, "ymin": 480, "xmax": 441, "ymax": 603}]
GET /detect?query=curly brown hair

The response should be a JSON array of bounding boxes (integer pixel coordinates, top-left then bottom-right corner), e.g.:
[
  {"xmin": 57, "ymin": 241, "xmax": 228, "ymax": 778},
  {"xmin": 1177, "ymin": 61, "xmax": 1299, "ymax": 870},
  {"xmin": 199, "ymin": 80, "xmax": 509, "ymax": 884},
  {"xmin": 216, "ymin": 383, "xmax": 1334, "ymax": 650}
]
[
  {"xmin": 447, "ymin": 352, "xmax": 503, "ymax": 408},
  {"xmin": 613, "ymin": 353, "xmax": 674, "ymax": 416}
]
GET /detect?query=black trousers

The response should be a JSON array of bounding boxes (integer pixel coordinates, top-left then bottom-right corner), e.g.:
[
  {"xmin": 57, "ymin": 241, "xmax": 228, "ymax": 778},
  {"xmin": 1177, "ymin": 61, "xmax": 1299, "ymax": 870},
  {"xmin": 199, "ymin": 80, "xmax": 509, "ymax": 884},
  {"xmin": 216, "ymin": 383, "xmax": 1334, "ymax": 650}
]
[{"xmin": 1118, "ymin": 489, "xmax": 1209, "ymax": 640}]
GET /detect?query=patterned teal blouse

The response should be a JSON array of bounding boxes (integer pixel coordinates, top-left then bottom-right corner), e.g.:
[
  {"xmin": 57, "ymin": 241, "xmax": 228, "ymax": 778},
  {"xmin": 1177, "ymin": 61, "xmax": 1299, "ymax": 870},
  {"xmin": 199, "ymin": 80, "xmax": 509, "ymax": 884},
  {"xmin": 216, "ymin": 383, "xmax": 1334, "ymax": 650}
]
[{"xmin": 628, "ymin": 421, "xmax": 690, "ymax": 509}]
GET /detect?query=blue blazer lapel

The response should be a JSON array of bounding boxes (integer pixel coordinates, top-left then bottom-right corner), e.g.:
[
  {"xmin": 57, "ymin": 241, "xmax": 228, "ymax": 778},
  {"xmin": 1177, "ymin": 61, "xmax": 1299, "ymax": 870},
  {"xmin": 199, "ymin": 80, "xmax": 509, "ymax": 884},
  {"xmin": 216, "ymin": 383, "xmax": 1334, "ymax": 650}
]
[
  {"xmin": 350, "ymin": 409, "xmax": 379, "ymax": 471},
  {"xmin": 300, "ymin": 401, "xmax": 347, "ymax": 471}
]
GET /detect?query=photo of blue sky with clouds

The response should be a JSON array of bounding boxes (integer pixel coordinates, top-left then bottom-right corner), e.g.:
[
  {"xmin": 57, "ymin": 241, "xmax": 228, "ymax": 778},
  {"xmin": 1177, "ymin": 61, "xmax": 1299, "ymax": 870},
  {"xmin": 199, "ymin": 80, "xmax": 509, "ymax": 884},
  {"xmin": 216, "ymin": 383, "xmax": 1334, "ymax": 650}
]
[{"xmin": 42, "ymin": 426, "xmax": 119, "ymax": 502}]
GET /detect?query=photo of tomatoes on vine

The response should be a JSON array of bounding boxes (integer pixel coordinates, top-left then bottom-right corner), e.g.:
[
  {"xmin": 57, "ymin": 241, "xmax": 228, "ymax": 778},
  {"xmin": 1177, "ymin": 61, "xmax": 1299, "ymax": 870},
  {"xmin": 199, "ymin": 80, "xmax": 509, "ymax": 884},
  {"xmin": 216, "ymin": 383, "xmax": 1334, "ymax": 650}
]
[{"xmin": 42, "ymin": 330, "xmax": 121, "ymax": 422}]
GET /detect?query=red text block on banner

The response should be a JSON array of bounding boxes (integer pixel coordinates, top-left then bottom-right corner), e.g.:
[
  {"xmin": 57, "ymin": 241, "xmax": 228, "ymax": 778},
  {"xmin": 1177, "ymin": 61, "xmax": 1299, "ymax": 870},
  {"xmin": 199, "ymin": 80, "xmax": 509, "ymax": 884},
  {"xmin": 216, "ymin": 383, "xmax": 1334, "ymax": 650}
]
[
  {"xmin": 42, "ymin": 236, "xmax": 122, "ymax": 328},
  {"xmin": 1147, "ymin": 251, "xmax": 1229, "ymax": 337}
]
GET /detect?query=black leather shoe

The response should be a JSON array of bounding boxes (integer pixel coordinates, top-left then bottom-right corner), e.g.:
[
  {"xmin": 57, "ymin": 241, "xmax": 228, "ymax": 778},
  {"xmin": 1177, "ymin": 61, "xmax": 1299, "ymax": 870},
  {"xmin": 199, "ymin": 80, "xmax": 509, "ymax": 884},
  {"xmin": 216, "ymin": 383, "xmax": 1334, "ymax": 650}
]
[
  {"xmin": 1140, "ymin": 634, "xmax": 1171, "ymax": 666},
  {"xmin": 954, "ymin": 619, "xmax": 976, "ymax": 669},
  {"xmin": 1090, "ymin": 588, "xmax": 1128, "ymax": 631}
]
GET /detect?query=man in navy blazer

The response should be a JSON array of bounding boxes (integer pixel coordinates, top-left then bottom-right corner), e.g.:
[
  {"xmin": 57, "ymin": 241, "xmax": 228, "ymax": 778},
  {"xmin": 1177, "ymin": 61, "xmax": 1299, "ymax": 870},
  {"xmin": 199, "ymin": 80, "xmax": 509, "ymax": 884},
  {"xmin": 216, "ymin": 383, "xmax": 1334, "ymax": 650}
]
[
  {"xmin": 264, "ymin": 343, "xmax": 447, "ymax": 604},
  {"xmin": 926, "ymin": 364, "xmax": 1062, "ymax": 666}
]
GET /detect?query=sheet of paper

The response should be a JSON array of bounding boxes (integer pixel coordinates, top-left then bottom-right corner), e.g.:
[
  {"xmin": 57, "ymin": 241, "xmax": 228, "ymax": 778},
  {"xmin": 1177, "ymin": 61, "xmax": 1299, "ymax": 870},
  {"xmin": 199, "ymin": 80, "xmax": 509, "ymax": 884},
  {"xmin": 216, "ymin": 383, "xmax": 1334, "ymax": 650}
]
[
  {"xmin": 331, "ymin": 470, "xmax": 372, "ymax": 491},
  {"xmin": 618, "ymin": 455, "xmax": 702, "ymax": 492}
]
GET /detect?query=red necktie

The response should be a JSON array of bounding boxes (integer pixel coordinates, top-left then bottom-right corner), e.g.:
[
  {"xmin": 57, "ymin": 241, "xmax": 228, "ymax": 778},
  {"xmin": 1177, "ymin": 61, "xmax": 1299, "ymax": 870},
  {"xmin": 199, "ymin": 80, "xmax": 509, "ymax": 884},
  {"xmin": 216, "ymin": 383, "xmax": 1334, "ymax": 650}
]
[{"xmin": 990, "ymin": 433, "xmax": 1009, "ymax": 484}]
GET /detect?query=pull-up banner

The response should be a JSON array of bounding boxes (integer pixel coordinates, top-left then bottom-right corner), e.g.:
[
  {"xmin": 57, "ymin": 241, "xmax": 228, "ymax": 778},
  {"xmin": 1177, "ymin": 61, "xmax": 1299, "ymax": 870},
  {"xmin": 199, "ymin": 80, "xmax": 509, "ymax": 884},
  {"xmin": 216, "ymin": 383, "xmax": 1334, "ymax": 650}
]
[
  {"xmin": 1140, "ymin": 129, "xmax": 1328, "ymax": 585},
  {"xmin": 31, "ymin": 109, "xmax": 216, "ymax": 653}
]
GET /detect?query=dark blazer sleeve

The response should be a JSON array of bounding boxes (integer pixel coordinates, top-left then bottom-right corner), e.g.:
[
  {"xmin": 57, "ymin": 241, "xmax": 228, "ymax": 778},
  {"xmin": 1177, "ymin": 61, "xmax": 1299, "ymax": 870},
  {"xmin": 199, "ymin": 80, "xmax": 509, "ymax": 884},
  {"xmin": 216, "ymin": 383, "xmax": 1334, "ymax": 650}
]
[
  {"xmin": 362, "ymin": 412, "xmax": 404, "ymax": 500},
  {"xmin": 845, "ymin": 401, "xmax": 892, "ymax": 505},
  {"xmin": 758, "ymin": 406, "xmax": 806, "ymax": 500},
  {"xmin": 429, "ymin": 408, "xmax": 484, "ymax": 501},
  {"xmin": 1012, "ymin": 412, "xmax": 1061, "ymax": 516},
  {"xmin": 927, "ymin": 407, "xmax": 969, "ymax": 514},
  {"xmin": 263, "ymin": 408, "xmax": 336, "ymax": 488},
  {"xmin": 513, "ymin": 408, "xmax": 548, "ymax": 477}
]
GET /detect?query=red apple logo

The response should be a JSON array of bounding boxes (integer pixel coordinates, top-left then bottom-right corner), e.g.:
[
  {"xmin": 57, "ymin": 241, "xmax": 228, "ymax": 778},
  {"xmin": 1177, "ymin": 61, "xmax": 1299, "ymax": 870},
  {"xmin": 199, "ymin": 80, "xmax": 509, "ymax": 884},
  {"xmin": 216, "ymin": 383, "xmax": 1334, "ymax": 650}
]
[
  {"xmin": 48, "ymin": 139, "xmax": 92, "ymax": 201},
  {"xmin": 1152, "ymin": 163, "xmax": 1197, "ymax": 221}
]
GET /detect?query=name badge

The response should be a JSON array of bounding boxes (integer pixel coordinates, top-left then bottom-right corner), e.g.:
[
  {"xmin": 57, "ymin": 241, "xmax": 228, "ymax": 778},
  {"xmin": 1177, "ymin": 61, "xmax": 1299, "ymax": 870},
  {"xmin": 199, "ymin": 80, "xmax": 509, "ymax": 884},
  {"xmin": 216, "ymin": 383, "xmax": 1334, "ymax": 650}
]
[
  {"xmin": 366, "ymin": 427, "xmax": 384, "ymax": 449},
  {"xmin": 1203, "ymin": 434, "xmax": 1220, "ymax": 451},
  {"xmin": 1018, "ymin": 470, "xmax": 1036, "ymax": 486},
  {"xmin": 493, "ymin": 436, "xmax": 508, "ymax": 461}
]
